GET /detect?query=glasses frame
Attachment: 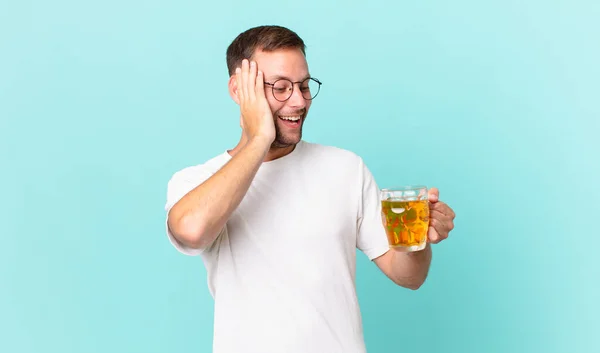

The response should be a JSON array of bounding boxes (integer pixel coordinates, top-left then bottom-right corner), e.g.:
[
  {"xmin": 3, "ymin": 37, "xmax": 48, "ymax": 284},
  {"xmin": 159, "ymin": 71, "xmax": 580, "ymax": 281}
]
[{"xmin": 263, "ymin": 77, "xmax": 322, "ymax": 102}]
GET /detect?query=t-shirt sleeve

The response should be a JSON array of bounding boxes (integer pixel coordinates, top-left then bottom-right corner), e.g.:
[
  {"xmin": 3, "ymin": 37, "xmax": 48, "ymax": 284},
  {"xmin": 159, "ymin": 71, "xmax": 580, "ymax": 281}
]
[
  {"xmin": 356, "ymin": 157, "xmax": 390, "ymax": 260},
  {"xmin": 164, "ymin": 166, "xmax": 215, "ymax": 256}
]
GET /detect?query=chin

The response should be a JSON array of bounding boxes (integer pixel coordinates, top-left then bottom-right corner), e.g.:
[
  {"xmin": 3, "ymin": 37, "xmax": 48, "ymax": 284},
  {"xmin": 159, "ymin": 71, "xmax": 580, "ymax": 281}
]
[{"xmin": 273, "ymin": 132, "xmax": 302, "ymax": 148}]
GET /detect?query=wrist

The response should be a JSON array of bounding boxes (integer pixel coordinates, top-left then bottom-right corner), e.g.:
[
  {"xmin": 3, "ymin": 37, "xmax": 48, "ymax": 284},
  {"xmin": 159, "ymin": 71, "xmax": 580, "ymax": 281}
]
[
  {"xmin": 247, "ymin": 135, "xmax": 273, "ymax": 151},
  {"xmin": 393, "ymin": 242, "xmax": 431, "ymax": 257}
]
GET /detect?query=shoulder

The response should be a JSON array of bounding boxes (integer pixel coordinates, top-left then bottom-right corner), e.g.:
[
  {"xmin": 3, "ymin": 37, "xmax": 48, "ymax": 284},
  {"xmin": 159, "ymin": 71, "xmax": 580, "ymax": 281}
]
[
  {"xmin": 299, "ymin": 141, "xmax": 377, "ymax": 184},
  {"xmin": 296, "ymin": 141, "xmax": 371, "ymax": 187},
  {"xmin": 299, "ymin": 140, "xmax": 364, "ymax": 165},
  {"xmin": 168, "ymin": 152, "xmax": 231, "ymax": 184}
]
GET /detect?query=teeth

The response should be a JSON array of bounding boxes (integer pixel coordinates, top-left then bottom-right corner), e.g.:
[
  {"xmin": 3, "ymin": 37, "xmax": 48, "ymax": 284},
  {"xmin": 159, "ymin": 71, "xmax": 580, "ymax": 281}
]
[{"xmin": 279, "ymin": 116, "xmax": 300, "ymax": 121}]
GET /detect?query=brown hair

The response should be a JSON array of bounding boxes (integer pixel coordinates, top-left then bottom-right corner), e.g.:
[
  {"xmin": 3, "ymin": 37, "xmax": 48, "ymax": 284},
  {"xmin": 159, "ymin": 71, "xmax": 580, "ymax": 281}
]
[{"xmin": 226, "ymin": 25, "xmax": 306, "ymax": 76}]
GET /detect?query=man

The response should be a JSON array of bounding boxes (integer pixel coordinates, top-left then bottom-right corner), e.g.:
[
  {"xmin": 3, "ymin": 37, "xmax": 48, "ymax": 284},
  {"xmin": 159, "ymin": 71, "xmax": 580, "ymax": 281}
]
[{"xmin": 165, "ymin": 25, "xmax": 455, "ymax": 353}]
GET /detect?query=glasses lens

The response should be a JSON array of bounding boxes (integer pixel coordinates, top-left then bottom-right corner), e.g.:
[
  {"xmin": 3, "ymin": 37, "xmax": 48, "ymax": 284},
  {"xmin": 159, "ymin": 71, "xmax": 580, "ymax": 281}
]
[
  {"xmin": 301, "ymin": 78, "xmax": 320, "ymax": 100},
  {"xmin": 270, "ymin": 78, "xmax": 321, "ymax": 101},
  {"xmin": 272, "ymin": 79, "xmax": 293, "ymax": 101}
]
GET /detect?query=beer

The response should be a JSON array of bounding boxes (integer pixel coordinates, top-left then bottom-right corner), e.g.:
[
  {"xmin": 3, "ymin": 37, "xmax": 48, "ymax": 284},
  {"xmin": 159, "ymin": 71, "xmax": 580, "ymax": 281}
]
[{"xmin": 381, "ymin": 195, "xmax": 429, "ymax": 251}]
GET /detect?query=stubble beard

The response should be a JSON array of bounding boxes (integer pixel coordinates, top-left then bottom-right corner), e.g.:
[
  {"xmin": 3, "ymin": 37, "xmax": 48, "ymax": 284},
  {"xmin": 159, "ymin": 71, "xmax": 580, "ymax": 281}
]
[{"xmin": 271, "ymin": 110, "xmax": 306, "ymax": 149}]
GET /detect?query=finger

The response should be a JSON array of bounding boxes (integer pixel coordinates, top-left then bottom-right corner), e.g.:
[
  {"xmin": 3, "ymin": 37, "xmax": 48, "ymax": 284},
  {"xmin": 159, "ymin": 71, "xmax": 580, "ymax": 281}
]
[
  {"xmin": 431, "ymin": 202, "xmax": 455, "ymax": 219},
  {"xmin": 430, "ymin": 209, "xmax": 451, "ymax": 223},
  {"xmin": 248, "ymin": 61, "xmax": 257, "ymax": 100},
  {"xmin": 241, "ymin": 59, "xmax": 250, "ymax": 101},
  {"xmin": 430, "ymin": 201, "xmax": 447, "ymax": 215},
  {"xmin": 256, "ymin": 69, "xmax": 266, "ymax": 99},
  {"xmin": 446, "ymin": 204, "xmax": 456, "ymax": 219},
  {"xmin": 235, "ymin": 67, "xmax": 243, "ymax": 102},
  {"xmin": 428, "ymin": 187, "xmax": 439, "ymax": 203},
  {"xmin": 427, "ymin": 226, "xmax": 441, "ymax": 243},
  {"xmin": 429, "ymin": 218, "xmax": 450, "ymax": 239},
  {"xmin": 430, "ymin": 209, "xmax": 454, "ymax": 232}
]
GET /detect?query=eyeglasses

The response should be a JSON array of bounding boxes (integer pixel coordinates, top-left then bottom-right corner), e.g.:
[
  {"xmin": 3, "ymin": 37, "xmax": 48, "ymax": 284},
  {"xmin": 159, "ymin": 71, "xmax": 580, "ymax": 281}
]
[{"xmin": 264, "ymin": 77, "xmax": 322, "ymax": 102}]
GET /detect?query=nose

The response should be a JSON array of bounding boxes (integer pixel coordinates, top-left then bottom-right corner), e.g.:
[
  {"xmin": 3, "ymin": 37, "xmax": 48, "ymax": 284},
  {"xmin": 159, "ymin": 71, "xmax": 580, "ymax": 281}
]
[{"xmin": 287, "ymin": 83, "xmax": 307, "ymax": 108}]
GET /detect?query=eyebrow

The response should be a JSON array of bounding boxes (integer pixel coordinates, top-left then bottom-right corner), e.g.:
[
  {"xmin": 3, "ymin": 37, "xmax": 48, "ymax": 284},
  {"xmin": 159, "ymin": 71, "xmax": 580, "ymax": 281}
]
[{"xmin": 266, "ymin": 74, "xmax": 312, "ymax": 82}]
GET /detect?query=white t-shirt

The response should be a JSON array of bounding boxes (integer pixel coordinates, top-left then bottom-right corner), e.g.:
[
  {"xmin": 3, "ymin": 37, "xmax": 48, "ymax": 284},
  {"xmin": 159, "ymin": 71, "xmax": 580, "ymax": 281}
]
[{"xmin": 164, "ymin": 140, "xmax": 390, "ymax": 353}]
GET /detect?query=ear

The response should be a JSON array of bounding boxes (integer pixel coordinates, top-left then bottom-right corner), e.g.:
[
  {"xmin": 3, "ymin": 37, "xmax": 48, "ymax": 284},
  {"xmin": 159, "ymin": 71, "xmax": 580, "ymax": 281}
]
[{"xmin": 228, "ymin": 75, "xmax": 240, "ymax": 105}]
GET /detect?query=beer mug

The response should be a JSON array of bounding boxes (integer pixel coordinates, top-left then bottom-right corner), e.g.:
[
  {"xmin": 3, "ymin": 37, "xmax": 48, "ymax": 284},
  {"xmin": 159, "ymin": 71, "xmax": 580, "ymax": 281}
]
[{"xmin": 380, "ymin": 186, "xmax": 429, "ymax": 252}]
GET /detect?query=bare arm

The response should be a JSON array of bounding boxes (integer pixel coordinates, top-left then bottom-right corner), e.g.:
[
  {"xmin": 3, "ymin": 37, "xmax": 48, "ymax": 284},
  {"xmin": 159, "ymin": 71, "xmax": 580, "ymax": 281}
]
[
  {"xmin": 373, "ymin": 245, "xmax": 432, "ymax": 290},
  {"xmin": 167, "ymin": 137, "xmax": 271, "ymax": 249},
  {"xmin": 168, "ymin": 59, "xmax": 275, "ymax": 250},
  {"xmin": 373, "ymin": 189, "xmax": 455, "ymax": 290}
]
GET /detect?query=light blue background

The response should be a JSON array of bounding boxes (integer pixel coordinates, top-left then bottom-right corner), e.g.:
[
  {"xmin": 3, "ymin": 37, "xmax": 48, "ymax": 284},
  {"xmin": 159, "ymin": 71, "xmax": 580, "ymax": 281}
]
[{"xmin": 2, "ymin": 0, "xmax": 599, "ymax": 352}]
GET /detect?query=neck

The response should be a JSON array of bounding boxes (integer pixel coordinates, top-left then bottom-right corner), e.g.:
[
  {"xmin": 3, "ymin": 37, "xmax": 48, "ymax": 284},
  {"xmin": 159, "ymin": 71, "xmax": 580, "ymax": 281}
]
[{"xmin": 228, "ymin": 134, "xmax": 297, "ymax": 162}]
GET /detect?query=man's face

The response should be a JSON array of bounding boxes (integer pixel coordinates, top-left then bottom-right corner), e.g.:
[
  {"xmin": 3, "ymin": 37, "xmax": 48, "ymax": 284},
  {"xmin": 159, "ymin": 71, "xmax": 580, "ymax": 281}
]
[{"xmin": 252, "ymin": 48, "xmax": 313, "ymax": 148}]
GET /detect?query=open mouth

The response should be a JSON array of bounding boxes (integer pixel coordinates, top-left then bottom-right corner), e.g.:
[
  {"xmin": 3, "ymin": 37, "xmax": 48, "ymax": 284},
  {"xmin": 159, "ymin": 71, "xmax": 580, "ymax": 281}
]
[{"xmin": 278, "ymin": 115, "xmax": 302, "ymax": 128}]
